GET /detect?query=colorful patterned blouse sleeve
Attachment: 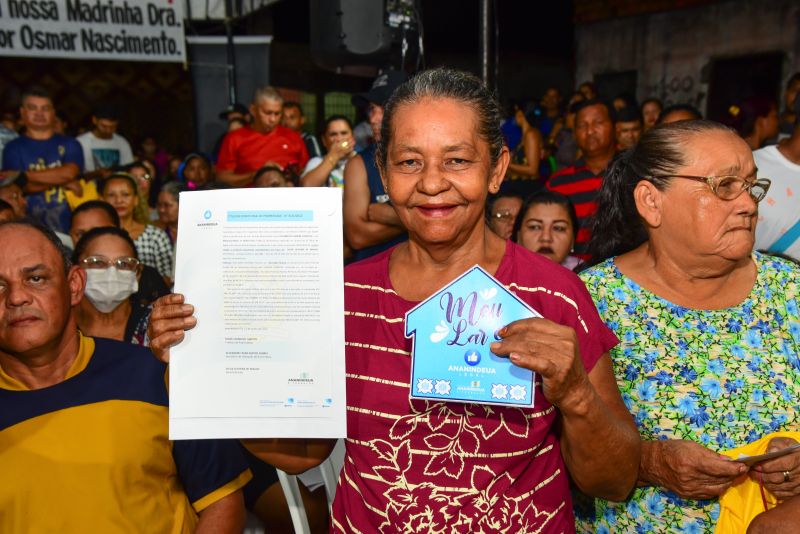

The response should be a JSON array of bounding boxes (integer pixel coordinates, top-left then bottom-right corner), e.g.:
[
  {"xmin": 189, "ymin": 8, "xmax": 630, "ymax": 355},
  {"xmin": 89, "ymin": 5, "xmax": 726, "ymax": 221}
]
[{"xmin": 568, "ymin": 274, "xmax": 620, "ymax": 373}]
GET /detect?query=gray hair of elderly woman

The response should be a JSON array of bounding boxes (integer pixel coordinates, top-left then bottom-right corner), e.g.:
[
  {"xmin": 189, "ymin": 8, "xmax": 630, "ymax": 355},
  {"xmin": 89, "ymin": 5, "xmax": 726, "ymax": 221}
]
[
  {"xmin": 160, "ymin": 181, "xmax": 187, "ymax": 202},
  {"xmin": 376, "ymin": 67, "xmax": 505, "ymax": 171},
  {"xmin": 583, "ymin": 119, "xmax": 736, "ymax": 266}
]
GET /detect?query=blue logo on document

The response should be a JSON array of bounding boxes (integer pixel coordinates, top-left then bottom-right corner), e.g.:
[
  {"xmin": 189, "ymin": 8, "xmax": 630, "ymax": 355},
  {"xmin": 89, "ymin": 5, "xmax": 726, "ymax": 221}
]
[
  {"xmin": 286, "ymin": 397, "xmax": 295, "ymax": 405},
  {"xmin": 324, "ymin": 398, "xmax": 333, "ymax": 406},
  {"xmin": 464, "ymin": 349, "xmax": 481, "ymax": 366},
  {"xmin": 203, "ymin": 210, "xmax": 212, "ymax": 220}
]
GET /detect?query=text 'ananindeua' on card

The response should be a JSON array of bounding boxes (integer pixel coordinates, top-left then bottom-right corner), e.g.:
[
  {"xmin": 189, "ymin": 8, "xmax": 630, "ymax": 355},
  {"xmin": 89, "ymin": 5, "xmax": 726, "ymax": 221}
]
[
  {"xmin": 168, "ymin": 187, "xmax": 346, "ymax": 440},
  {"xmin": 405, "ymin": 265, "xmax": 540, "ymax": 408}
]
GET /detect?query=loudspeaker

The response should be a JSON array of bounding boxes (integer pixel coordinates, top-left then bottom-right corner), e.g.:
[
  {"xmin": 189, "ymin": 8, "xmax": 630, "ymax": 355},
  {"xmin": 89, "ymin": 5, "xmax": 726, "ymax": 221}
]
[
  {"xmin": 186, "ymin": 36, "xmax": 271, "ymax": 155},
  {"xmin": 310, "ymin": 0, "xmax": 393, "ymax": 70}
]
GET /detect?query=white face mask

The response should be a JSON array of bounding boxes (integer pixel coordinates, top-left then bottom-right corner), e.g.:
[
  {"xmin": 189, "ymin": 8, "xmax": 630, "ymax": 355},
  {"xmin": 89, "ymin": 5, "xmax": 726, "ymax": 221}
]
[{"xmin": 84, "ymin": 268, "xmax": 139, "ymax": 313}]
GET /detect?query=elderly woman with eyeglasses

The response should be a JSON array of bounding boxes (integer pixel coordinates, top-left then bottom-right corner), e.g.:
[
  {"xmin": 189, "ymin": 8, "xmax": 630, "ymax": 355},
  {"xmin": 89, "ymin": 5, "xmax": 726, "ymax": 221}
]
[
  {"xmin": 576, "ymin": 120, "xmax": 800, "ymax": 533},
  {"xmin": 74, "ymin": 226, "xmax": 151, "ymax": 346}
]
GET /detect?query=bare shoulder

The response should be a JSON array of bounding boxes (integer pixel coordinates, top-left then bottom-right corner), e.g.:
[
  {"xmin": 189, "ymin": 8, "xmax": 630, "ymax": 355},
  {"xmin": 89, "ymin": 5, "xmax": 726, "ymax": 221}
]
[{"xmin": 344, "ymin": 153, "xmax": 366, "ymax": 177}]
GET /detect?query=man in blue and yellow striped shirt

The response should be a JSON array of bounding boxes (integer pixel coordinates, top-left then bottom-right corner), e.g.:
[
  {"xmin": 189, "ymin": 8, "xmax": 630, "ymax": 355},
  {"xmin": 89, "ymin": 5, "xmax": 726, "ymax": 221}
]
[{"xmin": 0, "ymin": 220, "xmax": 251, "ymax": 533}]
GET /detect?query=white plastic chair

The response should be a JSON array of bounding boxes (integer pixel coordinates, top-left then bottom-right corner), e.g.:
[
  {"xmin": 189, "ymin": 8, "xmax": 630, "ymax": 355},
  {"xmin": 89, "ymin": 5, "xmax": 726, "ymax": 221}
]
[
  {"xmin": 276, "ymin": 439, "xmax": 345, "ymax": 533},
  {"xmin": 277, "ymin": 469, "xmax": 312, "ymax": 534}
]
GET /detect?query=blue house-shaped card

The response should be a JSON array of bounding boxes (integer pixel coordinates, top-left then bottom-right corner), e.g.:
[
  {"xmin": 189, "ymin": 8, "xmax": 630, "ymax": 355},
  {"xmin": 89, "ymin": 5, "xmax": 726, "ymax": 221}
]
[{"xmin": 405, "ymin": 265, "xmax": 540, "ymax": 407}]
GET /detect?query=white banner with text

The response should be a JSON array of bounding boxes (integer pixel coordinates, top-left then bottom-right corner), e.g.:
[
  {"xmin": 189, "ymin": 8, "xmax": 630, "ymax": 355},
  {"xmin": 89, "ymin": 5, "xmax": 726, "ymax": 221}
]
[{"xmin": 0, "ymin": 0, "xmax": 186, "ymax": 62}]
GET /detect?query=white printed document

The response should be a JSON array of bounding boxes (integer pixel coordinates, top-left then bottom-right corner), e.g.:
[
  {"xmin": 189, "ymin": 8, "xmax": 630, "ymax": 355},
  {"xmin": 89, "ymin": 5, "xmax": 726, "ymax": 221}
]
[{"xmin": 169, "ymin": 188, "xmax": 346, "ymax": 440}]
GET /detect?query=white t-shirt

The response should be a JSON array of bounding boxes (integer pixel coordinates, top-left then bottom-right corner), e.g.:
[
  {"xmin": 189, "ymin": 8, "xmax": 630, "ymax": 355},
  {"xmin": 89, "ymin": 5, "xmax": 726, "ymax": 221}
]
[
  {"xmin": 753, "ymin": 145, "xmax": 800, "ymax": 258},
  {"xmin": 301, "ymin": 156, "xmax": 346, "ymax": 188},
  {"xmin": 76, "ymin": 131, "xmax": 134, "ymax": 172}
]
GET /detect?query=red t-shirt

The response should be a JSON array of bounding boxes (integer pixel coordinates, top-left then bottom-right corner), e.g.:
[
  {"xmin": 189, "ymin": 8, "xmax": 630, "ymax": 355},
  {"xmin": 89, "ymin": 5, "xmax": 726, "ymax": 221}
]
[
  {"xmin": 333, "ymin": 242, "xmax": 619, "ymax": 533},
  {"xmin": 216, "ymin": 125, "xmax": 309, "ymax": 176},
  {"xmin": 546, "ymin": 160, "xmax": 606, "ymax": 259}
]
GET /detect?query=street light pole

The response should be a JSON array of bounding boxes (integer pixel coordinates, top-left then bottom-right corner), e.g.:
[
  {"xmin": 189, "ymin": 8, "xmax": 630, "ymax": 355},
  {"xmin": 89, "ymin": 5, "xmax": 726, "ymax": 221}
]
[
  {"xmin": 479, "ymin": 0, "xmax": 490, "ymax": 86},
  {"xmin": 224, "ymin": 0, "xmax": 238, "ymax": 105}
]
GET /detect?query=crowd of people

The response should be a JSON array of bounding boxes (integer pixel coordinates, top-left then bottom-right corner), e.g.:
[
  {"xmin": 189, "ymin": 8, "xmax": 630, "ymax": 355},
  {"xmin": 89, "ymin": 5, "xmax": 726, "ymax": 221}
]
[{"xmin": 1, "ymin": 65, "xmax": 800, "ymax": 533}]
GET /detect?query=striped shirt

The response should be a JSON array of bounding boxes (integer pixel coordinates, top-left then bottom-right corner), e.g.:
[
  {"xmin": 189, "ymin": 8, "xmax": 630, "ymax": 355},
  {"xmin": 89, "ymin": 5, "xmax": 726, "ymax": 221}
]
[
  {"xmin": 0, "ymin": 334, "xmax": 251, "ymax": 532},
  {"xmin": 546, "ymin": 160, "xmax": 606, "ymax": 258},
  {"xmin": 332, "ymin": 242, "xmax": 618, "ymax": 534}
]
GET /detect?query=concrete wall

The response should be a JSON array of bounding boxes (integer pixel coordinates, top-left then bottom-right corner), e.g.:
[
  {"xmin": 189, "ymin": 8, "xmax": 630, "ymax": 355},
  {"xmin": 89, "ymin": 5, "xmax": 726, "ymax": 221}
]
[{"xmin": 575, "ymin": 0, "xmax": 800, "ymax": 112}]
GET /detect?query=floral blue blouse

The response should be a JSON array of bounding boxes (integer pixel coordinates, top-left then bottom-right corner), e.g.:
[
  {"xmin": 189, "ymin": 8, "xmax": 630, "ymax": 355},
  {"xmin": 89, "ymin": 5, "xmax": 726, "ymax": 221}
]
[{"xmin": 576, "ymin": 252, "xmax": 800, "ymax": 533}]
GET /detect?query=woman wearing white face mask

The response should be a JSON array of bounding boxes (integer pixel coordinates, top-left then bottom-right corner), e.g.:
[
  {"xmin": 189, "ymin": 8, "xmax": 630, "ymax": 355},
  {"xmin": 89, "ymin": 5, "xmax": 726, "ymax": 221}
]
[{"xmin": 74, "ymin": 227, "xmax": 150, "ymax": 345}]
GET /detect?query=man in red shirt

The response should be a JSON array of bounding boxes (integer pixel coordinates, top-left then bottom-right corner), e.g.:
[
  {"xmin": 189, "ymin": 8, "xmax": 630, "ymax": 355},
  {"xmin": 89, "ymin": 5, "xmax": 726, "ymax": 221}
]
[
  {"xmin": 216, "ymin": 87, "xmax": 309, "ymax": 187},
  {"xmin": 546, "ymin": 99, "xmax": 616, "ymax": 258}
]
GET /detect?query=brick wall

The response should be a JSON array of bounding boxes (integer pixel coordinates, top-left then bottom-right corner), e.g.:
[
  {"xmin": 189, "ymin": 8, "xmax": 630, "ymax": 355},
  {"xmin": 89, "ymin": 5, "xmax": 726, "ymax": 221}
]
[{"xmin": 574, "ymin": 0, "xmax": 800, "ymax": 114}]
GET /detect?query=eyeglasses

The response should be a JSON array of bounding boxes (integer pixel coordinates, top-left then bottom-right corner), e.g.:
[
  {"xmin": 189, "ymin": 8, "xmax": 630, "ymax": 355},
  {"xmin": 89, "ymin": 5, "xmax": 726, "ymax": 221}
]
[
  {"xmin": 649, "ymin": 175, "xmax": 771, "ymax": 202},
  {"xmin": 80, "ymin": 255, "xmax": 141, "ymax": 272},
  {"xmin": 491, "ymin": 209, "xmax": 516, "ymax": 221}
]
